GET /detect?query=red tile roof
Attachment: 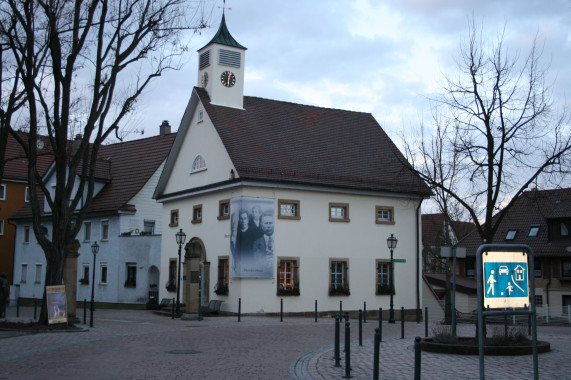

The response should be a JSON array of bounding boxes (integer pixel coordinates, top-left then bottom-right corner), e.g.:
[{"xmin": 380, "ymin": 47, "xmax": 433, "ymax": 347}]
[
  {"xmin": 195, "ymin": 87, "xmax": 431, "ymax": 196},
  {"xmin": 458, "ymin": 188, "xmax": 571, "ymax": 257},
  {"xmin": 2, "ymin": 132, "xmax": 54, "ymax": 181},
  {"xmin": 422, "ymin": 213, "xmax": 476, "ymax": 248},
  {"xmin": 11, "ymin": 133, "xmax": 176, "ymax": 219}
]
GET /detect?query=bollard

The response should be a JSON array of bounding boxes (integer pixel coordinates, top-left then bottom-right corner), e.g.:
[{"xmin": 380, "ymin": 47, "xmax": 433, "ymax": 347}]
[
  {"xmin": 171, "ymin": 297, "xmax": 175, "ymax": 319},
  {"xmin": 568, "ymin": 305, "xmax": 571, "ymax": 326},
  {"xmin": 340, "ymin": 300, "xmax": 342, "ymax": 317},
  {"xmin": 359, "ymin": 309, "xmax": 363, "ymax": 346},
  {"xmin": 16, "ymin": 297, "xmax": 19, "ymax": 318},
  {"xmin": 343, "ymin": 321, "xmax": 352, "ymax": 379},
  {"xmin": 315, "ymin": 300, "xmax": 318, "ymax": 323},
  {"xmin": 528, "ymin": 312, "xmax": 532, "ymax": 336},
  {"xmin": 378, "ymin": 307, "xmax": 383, "ymax": 342},
  {"xmin": 373, "ymin": 328, "xmax": 380, "ymax": 380},
  {"xmin": 334, "ymin": 314, "xmax": 341, "ymax": 367},
  {"xmin": 425, "ymin": 307, "xmax": 429, "ymax": 338},
  {"xmin": 33, "ymin": 298, "xmax": 37, "ymax": 320},
  {"xmin": 504, "ymin": 313, "xmax": 508, "ymax": 337},
  {"xmin": 364, "ymin": 301, "xmax": 367, "ymax": 323},
  {"xmin": 83, "ymin": 299, "xmax": 87, "ymax": 325},
  {"xmin": 345, "ymin": 311, "xmax": 349, "ymax": 322},
  {"xmin": 414, "ymin": 336, "xmax": 422, "ymax": 380},
  {"xmin": 280, "ymin": 298, "xmax": 283, "ymax": 322},
  {"xmin": 401, "ymin": 307, "xmax": 405, "ymax": 339},
  {"xmin": 238, "ymin": 298, "xmax": 241, "ymax": 322}
]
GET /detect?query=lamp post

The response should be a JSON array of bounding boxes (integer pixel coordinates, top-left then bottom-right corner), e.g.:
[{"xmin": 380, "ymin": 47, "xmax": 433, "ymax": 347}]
[
  {"xmin": 175, "ymin": 229, "xmax": 187, "ymax": 318},
  {"xmin": 90, "ymin": 241, "xmax": 99, "ymax": 327},
  {"xmin": 386, "ymin": 234, "xmax": 398, "ymax": 323}
]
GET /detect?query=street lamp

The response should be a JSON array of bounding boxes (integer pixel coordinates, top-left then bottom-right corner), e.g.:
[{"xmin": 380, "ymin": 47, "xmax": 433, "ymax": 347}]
[
  {"xmin": 175, "ymin": 229, "xmax": 187, "ymax": 317},
  {"xmin": 90, "ymin": 241, "xmax": 99, "ymax": 327},
  {"xmin": 386, "ymin": 234, "xmax": 398, "ymax": 323}
]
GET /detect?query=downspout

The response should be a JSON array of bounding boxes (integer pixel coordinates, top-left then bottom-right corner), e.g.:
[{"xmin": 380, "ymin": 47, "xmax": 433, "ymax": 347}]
[
  {"xmin": 545, "ymin": 262, "xmax": 552, "ymax": 307},
  {"xmin": 416, "ymin": 199, "xmax": 423, "ymax": 323}
]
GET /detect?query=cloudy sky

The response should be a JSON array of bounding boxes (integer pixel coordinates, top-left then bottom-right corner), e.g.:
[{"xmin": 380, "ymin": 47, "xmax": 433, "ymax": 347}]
[{"xmin": 129, "ymin": 0, "xmax": 571, "ymax": 144}]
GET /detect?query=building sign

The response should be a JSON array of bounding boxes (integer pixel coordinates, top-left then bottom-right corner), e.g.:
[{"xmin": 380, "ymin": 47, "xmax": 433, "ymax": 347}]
[
  {"xmin": 46, "ymin": 285, "xmax": 68, "ymax": 324},
  {"xmin": 482, "ymin": 251, "xmax": 529, "ymax": 309},
  {"xmin": 230, "ymin": 197, "xmax": 274, "ymax": 278}
]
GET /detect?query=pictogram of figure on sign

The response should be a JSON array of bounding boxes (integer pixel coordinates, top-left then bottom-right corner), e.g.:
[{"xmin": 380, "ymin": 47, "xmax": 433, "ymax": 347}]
[
  {"xmin": 507, "ymin": 282, "xmax": 514, "ymax": 295},
  {"xmin": 487, "ymin": 270, "xmax": 496, "ymax": 295}
]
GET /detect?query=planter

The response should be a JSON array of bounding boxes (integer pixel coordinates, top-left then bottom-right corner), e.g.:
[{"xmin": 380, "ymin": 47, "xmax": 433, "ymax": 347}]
[{"xmin": 421, "ymin": 337, "xmax": 550, "ymax": 356}]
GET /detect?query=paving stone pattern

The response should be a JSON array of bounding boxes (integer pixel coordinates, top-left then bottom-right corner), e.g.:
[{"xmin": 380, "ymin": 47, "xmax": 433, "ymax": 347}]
[{"xmin": 1, "ymin": 307, "xmax": 570, "ymax": 379}]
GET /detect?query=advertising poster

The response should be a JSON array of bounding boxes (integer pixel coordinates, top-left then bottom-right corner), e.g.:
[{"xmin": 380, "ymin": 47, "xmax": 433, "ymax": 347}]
[
  {"xmin": 230, "ymin": 197, "xmax": 274, "ymax": 278},
  {"xmin": 46, "ymin": 285, "xmax": 68, "ymax": 324}
]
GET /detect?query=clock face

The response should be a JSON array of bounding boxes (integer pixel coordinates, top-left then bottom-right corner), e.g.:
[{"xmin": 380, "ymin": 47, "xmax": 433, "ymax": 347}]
[
  {"xmin": 201, "ymin": 72, "xmax": 208, "ymax": 87},
  {"xmin": 220, "ymin": 71, "xmax": 236, "ymax": 88}
]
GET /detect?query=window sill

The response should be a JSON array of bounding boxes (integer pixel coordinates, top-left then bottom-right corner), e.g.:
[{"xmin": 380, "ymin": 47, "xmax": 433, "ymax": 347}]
[
  {"xmin": 217, "ymin": 215, "xmax": 230, "ymax": 220},
  {"xmin": 168, "ymin": 223, "xmax": 179, "ymax": 228},
  {"xmin": 191, "ymin": 219, "xmax": 202, "ymax": 224},
  {"xmin": 329, "ymin": 218, "xmax": 350, "ymax": 223}
]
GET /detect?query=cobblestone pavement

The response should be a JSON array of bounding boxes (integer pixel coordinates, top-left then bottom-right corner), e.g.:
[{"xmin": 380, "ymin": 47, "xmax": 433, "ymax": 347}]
[{"xmin": 1, "ymin": 307, "xmax": 570, "ymax": 379}]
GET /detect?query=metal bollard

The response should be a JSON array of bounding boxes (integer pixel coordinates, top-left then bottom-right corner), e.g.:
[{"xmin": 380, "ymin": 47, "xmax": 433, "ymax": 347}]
[
  {"xmin": 378, "ymin": 307, "xmax": 383, "ymax": 342},
  {"xmin": 16, "ymin": 297, "xmax": 19, "ymax": 318},
  {"xmin": 373, "ymin": 328, "xmax": 380, "ymax": 380},
  {"xmin": 344, "ymin": 321, "xmax": 351, "ymax": 379},
  {"xmin": 171, "ymin": 298, "xmax": 175, "ymax": 319},
  {"xmin": 83, "ymin": 299, "xmax": 87, "ymax": 324},
  {"xmin": 358, "ymin": 309, "xmax": 363, "ymax": 346},
  {"xmin": 345, "ymin": 311, "xmax": 349, "ymax": 322},
  {"xmin": 238, "ymin": 298, "xmax": 241, "ymax": 322},
  {"xmin": 315, "ymin": 300, "xmax": 318, "ymax": 323},
  {"xmin": 280, "ymin": 298, "xmax": 283, "ymax": 322},
  {"xmin": 401, "ymin": 307, "xmax": 405, "ymax": 339},
  {"xmin": 340, "ymin": 300, "xmax": 342, "ymax": 317},
  {"xmin": 334, "ymin": 314, "xmax": 341, "ymax": 367},
  {"xmin": 414, "ymin": 336, "xmax": 422, "ymax": 380},
  {"xmin": 364, "ymin": 301, "xmax": 367, "ymax": 323},
  {"xmin": 425, "ymin": 307, "xmax": 429, "ymax": 338},
  {"xmin": 33, "ymin": 298, "xmax": 37, "ymax": 320}
]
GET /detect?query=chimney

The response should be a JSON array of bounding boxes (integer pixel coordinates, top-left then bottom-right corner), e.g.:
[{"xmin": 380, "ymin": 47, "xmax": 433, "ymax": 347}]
[
  {"xmin": 73, "ymin": 134, "xmax": 82, "ymax": 153},
  {"xmin": 160, "ymin": 120, "xmax": 171, "ymax": 136}
]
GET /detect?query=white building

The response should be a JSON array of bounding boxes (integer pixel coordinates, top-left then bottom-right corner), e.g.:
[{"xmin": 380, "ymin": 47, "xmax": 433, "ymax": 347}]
[
  {"xmin": 154, "ymin": 15, "xmax": 431, "ymax": 316},
  {"xmin": 11, "ymin": 129, "xmax": 175, "ymax": 306}
]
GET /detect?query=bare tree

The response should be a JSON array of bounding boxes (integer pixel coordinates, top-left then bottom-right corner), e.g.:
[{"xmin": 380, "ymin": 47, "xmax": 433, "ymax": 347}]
[
  {"xmin": 0, "ymin": 0, "xmax": 212, "ymax": 323},
  {"xmin": 405, "ymin": 18, "xmax": 571, "ymax": 243}
]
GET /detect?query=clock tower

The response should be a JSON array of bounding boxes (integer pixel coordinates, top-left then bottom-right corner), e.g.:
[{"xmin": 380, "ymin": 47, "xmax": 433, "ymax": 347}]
[{"xmin": 197, "ymin": 14, "xmax": 247, "ymax": 109}]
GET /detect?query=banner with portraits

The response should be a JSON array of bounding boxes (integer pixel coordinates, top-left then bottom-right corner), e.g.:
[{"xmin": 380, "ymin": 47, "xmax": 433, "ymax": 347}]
[{"xmin": 230, "ymin": 197, "xmax": 274, "ymax": 278}]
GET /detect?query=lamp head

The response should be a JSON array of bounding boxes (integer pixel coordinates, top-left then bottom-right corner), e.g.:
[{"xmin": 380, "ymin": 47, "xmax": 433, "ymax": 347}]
[
  {"xmin": 386, "ymin": 234, "xmax": 398, "ymax": 250},
  {"xmin": 176, "ymin": 228, "xmax": 187, "ymax": 245},
  {"xmin": 91, "ymin": 241, "xmax": 99, "ymax": 255}
]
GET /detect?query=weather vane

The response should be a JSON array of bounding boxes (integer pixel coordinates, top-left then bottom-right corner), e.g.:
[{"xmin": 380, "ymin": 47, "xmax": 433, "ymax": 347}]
[{"xmin": 219, "ymin": 0, "xmax": 231, "ymax": 15}]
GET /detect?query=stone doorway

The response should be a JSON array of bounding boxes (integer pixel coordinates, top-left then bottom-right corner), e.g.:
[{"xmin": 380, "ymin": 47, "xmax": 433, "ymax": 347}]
[{"xmin": 183, "ymin": 238, "xmax": 210, "ymax": 313}]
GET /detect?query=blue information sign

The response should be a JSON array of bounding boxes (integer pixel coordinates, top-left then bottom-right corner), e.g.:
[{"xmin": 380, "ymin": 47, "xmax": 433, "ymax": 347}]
[{"xmin": 483, "ymin": 262, "xmax": 528, "ymax": 298}]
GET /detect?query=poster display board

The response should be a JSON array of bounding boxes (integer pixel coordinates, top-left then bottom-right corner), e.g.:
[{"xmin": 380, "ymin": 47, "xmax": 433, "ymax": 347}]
[{"xmin": 46, "ymin": 285, "xmax": 68, "ymax": 324}]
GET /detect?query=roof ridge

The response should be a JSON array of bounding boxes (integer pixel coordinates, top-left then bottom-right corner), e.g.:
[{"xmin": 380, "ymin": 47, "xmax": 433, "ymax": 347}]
[{"xmin": 243, "ymin": 94, "xmax": 373, "ymax": 116}]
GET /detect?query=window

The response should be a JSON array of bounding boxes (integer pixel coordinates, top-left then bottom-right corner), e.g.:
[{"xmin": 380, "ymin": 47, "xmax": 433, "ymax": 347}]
[
  {"xmin": 142, "ymin": 220, "xmax": 155, "ymax": 235},
  {"xmin": 101, "ymin": 220, "xmax": 109, "ymax": 240},
  {"xmin": 20, "ymin": 264, "xmax": 27, "ymax": 283},
  {"xmin": 100, "ymin": 263, "xmax": 108, "ymax": 284},
  {"xmin": 376, "ymin": 260, "xmax": 393, "ymax": 295},
  {"xmin": 534, "ymin": 260, "xmax": 542, "ymax": 278},
  {"xmin": 125, "ymin": 263, "xmax": 137, "ymax": 287},
  {"xmin": 562, "ymin": 260, "xmax": 571, "ymax": 278},
  {"xmin": 199, "ymin": 50, "xmax": 210, "ymax": 69},
  {"xmin": 535, "ymin": 295, "xmax": 543, "ymax": 307},
  {"xmin": 277, "ymin": 258, "xmax": 300, "ymax": 296},
  {"xmin": 278, "ymin": 199, "xmax": 300, "ymax": 220},
  {"xmin": 192, "ymin": 204, "xmax": 203, "ymax": 224},
  {"xmin": 562, "ymin": 222, "xmax": 570, "ymax": 237},
  {"xmin": 528, "ymin": 225, "xmax": 540, "ymax": 237},
  {"xmin": 329, "ymin": 260, "xmax": 350, "ymax": 295},
  {"xmin": 191, "ymin": 155, "xmax": 206, "ymax": 173},
  {"xmin": 219, "ymin": 48, "xmax": 241, "ymax": 68},
  {"xmin": 0, "ymin": 220, "xmax": 4, "ymax": 236},
  {"xmin": 329, "ymin": 203, "xmax": 349, "ymax": 223},
  {"xmin": 24, "ymin": 226, "xmax": 31, "ymax": 243},
  {"xmin": 0, "ymin": 184, "xmax": 5, "ymax": 200},
  {"xmin": 169, "ymin": 209, "xmax": 179, "ymax": 227},
  {"xmin": 35, "ymin": 264, "xmax": 42, "ymax": 284},
  {"xmin": 375, "ymin": 206, "xmax": 395, "ymax": 224},
  {"xmin": 81, "ymin": 264, "xmax": 90, "ymax": 285},
  {"xmin": 218, "ymin": 199, "xmax": 230, "ymax": 220},
  {"xmin": 25, "ymin": 186, "xmax": 30, "ymax": 202},
  {"xmin": 198, "ymin": 109, "xmax": 204, "ymax": 122},
  {"xmin": 215, "ymin": 257, "xmax": 229, "ymax": 296},
  {"xmin": 84, "ymin": 221, "xmax": 92, "ymax": 242},
  {"xmin": 465, "ymin": 259, "xmax": 475, "ymax": 277},
  {"xmin": 505, "ymin": 229, "xmax": 517, "ymax": 240},
  {"xmin": 167, "ymin": 259, "xmax": 177, "ymax": 291}
]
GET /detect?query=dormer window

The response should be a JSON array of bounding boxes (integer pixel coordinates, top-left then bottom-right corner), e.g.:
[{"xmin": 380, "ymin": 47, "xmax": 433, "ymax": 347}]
[
  {"xmin": 191, "ymin": 155, "xmax": 206, "ymax": 173},
  {"xmin": 528, "ymin": 225, "xmax": 540, "ymax": 237},
  {"xmin": 505, "ymin": 229, "xmax": 517, "ymax": 240}
]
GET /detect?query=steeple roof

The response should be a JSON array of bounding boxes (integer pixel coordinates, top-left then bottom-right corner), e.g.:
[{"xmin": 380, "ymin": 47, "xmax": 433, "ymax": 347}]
[{"xmin": 200, "ymin": 14, "xmax": 246, "ymax": 50}]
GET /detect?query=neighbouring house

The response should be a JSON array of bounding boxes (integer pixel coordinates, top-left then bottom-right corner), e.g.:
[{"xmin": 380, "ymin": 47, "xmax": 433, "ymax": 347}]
[
  {"xmin": 421, "ymin": 213, "xmax": 476, "ymax": 321},
  {"xmin": 10, "ymin": 126, "xmax": 175, "ymax": 307},
  {"xmin": 153, "ymin": 15, "xmax": 431, "ymax": 316},
  {"xmin": 0, "ymin": 132, "xmax": 53, "ymax": 289},
  {"xmin": 456, "ymin": 188, "xmax": 571, "ymax": 316}
]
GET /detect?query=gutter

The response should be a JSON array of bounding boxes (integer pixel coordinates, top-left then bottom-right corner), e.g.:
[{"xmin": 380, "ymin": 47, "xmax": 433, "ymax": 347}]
[{"xmin": 416, "ymin": 199, "xmax": 423, "ymax": 323}]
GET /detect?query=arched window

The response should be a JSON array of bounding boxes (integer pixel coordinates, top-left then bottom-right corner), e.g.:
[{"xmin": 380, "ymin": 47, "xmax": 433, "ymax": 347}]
[{"xmin": 191, "ymin": 154, "xmax": 206, "ymax": 173}]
